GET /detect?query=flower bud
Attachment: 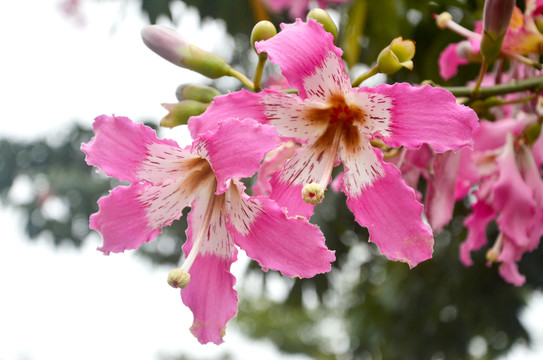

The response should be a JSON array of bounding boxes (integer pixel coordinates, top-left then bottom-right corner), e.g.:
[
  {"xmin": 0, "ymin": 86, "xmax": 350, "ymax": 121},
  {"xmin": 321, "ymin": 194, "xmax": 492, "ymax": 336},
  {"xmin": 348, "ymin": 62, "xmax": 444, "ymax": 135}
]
[
  {"xmin": 377, "ymin": 37, "xmax": 416, "ymax": 75},
  {"xmin": 251, "ymin": 21, "xmax": 277, "ymax": 52},
  {"xmin": 141, "ymin": 25, "xmax": 232, "ymax": 79},
  {"xmin": 176, "ymin": 84, "xmax": 221, "ymax": 103},
  {"xmin": 307, "ymin": 8, "xmax": 338, "ymax": 42},
  {"xmin": 480, "ymin": 0, "xmax": 515, "ymax": 61},
  {"xmin": 160, "ymin": 100, "xmax": 209, "ymax": 128}
]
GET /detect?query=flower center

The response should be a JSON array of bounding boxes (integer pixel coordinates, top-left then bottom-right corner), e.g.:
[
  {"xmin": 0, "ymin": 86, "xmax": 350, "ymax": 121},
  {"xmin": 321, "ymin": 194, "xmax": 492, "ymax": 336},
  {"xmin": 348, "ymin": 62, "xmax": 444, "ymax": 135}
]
[{"xmin": 301, "ymin": 94, "xmax": 364, "ymax": 205}]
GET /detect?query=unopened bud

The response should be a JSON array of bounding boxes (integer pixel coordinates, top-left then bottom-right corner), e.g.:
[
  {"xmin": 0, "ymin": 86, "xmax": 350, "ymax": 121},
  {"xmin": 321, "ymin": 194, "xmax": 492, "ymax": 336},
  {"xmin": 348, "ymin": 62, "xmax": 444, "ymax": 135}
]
[
  {"xmin": 251, "ymin": 21, "xmax": 277, "ymax": 52},
  {"xmin": 307, "ymin": 9, "xmax": 338, "ymax": 42},
  {"xmin": 480, "ymin": 0, "xmax": 515, "ymax": 61},
  {"xmin": 142, "ymin": 25, "xmax": 232, "ymax": 79},
  {"xmin": 167, "ymin": 268, "xmax": 190, "ymax": 289},
  {"xmin": 302, "ymin": 183, "xmax": 324, "ymax": 205},
  {"xmin": 377, "ymin": 37, "xmax": 415, "ymax": 75},
  {"xmin": 161, "ymin": 100, "xmax": 209, "ymax": 128},
  {"xmin": 176, "ymin": 84, "xmax": 221, "ymax": 103},
  {"xmin": 525, "ymin": 122, "xmax": 542, "ymax": 145}
]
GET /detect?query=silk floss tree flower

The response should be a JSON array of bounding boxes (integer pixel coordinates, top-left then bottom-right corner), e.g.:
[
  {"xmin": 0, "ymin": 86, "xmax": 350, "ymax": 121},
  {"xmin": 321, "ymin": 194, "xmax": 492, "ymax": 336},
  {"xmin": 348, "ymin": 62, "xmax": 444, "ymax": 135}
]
[
  {"xmin": 81, "ymin": 115, "xmax": 334, "ymax": 344},
  {"xmin": 190, "ymin": 19, "xmax": 479, "ymax": 268}
]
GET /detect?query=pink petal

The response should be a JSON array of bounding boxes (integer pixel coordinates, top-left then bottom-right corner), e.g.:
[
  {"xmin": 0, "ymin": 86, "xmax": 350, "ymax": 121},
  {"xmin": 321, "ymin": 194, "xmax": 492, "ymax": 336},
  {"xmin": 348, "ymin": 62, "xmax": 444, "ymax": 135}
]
[
  {"xmin": 425, "ymin": 151, "xmax": 461, "ymax": 232},
  {"xmin": 192, "ymin": 118, "xmax": 280, "ymax": 194},
  {"xmin": 227, "ymin": 183, "xmax": 334, "ymax": 278},
  {"xmin": 518, "ymin": 144, "xmax": 543, "ymax": 249},
  {"xmin": 366, "ymin": 83, "xmax": 478, "ymax": 152},
  {"xmin": 253, "ymin": 142, "xmax": 298, "ymax": 197},
  {"xmin": 438, "ymin": 43, "xmax": 469, "ymax": 80},
  {"xmin": 460, "ymin": 199, "xmax": 495, "ymax": 266},
  {"xmin": 497, "ymin": 239, "xmax": 526, "ymax": 286},
  {"xmin": 188, "ymin": 90, "xmax": 270, "ymax": 138},
  {"xmin": 533, "ymin": 127, "xmax": 543, "ymax": 167},
  {"xmin": 181, "ymin": 253, "xmax": 238, "ymax": 344},
  {"xmin": 181, "ymin": 194, "xmax": 238, "ymax": 344},
  {"xmin": 473, "ymin": 118, "xmax": 527, "ymax": 152},
  {"xmin": 493, "ymin": 136, "xmax": 536, "ymax": 248},
  {"xmin": 255, "ymin": 19, "xmax": 349, "ymax": 100},
  {"xmin": 339, "ymin": 136, "xmax": 385, "ymax": 195},
  {"xmin": 343, "ymin": 148, "xmax": 434, "ymax": 268},
  {"xmin": 82, "ymin": 115, "xmax": 181, "ymax": 183},
  {"xmin": 268, "ymin": 139, "xmax": 336, "ymax": 218},
  {"xmin": 455, "ymin": 147, "xmax": 479, "ymax": 200}
]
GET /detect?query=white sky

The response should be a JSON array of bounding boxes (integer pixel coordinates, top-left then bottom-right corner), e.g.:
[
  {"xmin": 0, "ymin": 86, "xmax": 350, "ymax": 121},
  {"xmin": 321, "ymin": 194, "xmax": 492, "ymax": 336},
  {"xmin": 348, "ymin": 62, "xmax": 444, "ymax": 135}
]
[{"xmin": 0, "ymin": 0, "xmax": 542, "ymax": 359}]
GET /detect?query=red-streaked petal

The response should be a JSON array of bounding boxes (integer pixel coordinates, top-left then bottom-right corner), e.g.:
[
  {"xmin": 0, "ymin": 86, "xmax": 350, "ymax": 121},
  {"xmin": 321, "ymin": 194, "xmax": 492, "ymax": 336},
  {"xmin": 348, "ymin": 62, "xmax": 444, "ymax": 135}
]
[
  {"xmin": 227, "ymin": 183, "xmax": 334, "ymax": 278},
  {"xmin": 255, "ymin": 19, "xmax": 349, "ymax": 100},
  {"xmin": 343, "ymin": 148, "xmax": 434, "ymax": 268},
  {"xmin": 181, "ymin": 193, "xmax": 238, "ymax": 344},
  {"xmin": 91, "ymin": 181, "xmax": 192, "ymax": 254},
  {"xmin": 82, "ymin": 114, "xmax": 184, "ymax": 183},
  {"xmin": 365, "ymin": 83, "xmax": 479, "ymax": 152},
  {"xmin": 192, "ymin": 118, "xmax": 280, "ymax": 194},
  {"xmin": 339, "ymin": 137, "xmax": 384, "ymax": 195}
]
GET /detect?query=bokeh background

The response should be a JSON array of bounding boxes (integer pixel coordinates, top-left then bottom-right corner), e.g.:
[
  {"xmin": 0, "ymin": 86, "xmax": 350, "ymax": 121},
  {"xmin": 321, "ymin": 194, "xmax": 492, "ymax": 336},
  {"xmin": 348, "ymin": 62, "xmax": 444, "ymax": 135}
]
[{"xmin": 1, "ymin": 0, "xmax": 542, "ymax": 359}]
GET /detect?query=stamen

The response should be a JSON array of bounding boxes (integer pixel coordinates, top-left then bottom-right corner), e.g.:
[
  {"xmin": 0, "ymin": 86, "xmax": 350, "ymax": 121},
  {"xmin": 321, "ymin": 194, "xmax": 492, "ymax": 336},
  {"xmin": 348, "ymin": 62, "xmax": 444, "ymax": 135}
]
[
  {"xmin": 302, "ymin": 124, "xmax": 343, "ymax": 205},
  {"xmin": 435, "ymin": 12, "xmax": 479, "ymax": 39},
  {"xmin": 486, "ymin": 232, "xmax": 504, "ymax": 263},
  {"xmin": 167, "ymin": 180, "xmax": 217, "ymax": 289}
]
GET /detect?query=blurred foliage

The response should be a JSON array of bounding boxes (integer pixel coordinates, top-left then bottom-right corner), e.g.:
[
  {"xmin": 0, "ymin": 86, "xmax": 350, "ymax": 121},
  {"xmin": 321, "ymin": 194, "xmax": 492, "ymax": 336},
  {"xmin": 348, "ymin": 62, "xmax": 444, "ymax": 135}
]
[{"xmin": 2, "ymin": 0, "xmax": 542, "ymax": 359}]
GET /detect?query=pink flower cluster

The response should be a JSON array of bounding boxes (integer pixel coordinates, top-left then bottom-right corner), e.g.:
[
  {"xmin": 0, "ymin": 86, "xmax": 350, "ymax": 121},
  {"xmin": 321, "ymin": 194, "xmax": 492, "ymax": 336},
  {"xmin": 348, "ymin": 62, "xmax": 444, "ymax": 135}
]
[
  {"xmin": 83, "ymin": 19, "xmax": 479, "ymax": 344},
  {"xmin": 435, "ymin": 0, "xmax": 543, "ymax": 286}
]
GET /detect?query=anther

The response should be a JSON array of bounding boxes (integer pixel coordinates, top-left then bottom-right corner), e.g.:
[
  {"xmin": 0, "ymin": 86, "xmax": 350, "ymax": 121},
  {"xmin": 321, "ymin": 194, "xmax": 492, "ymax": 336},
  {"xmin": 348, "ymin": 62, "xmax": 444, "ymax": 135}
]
[
  {"xmin": 167, "ymin": 268, "xmax": 191, "ymax": 289},
  {"xmin": 302, "ymin": 182, "xmax": 324, "ymax": 205}
]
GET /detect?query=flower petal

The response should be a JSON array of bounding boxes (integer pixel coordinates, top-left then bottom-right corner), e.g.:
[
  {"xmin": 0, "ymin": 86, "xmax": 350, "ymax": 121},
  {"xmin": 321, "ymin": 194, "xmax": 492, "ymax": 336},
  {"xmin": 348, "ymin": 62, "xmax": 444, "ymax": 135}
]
[
  {"xmin": 366, "ymin": 83, "xmax": 478, "ymax": 152},
  {"xmin": 181, "ymin": 194, "xmax": 238, "ymax": 344},
  {"xmin": 253, "ymin": 142, "xmax": 298, "ymax": 197},
  {"xmin": 82, "ymin": 115, "xmax": 183, "ymax": 183},
  {"xmin": 425, "ymin": 151, "xmax": 461, "ymax": 232},
  {"xmin": 181, "ymin": 252, "xmax": 238, "ymax": 344},
  {"xmin": 438, "ymin": 43, "xmax": 469, "ymax": 80},
  {"xmin": 460, "ymin": 199, "xmax": 495, "ymax": 266},
  {"xmin": 493, "ymin": 135, "xmax": 536, "ymax": 248},
  {"xmin": 343, "ymin": 148, "xmax": 434, "ymax": 268},
  {"xmin": 192, "ymin": 118, "xmax": 280, "ymax": 194},
  {"xmin": 498, "ymin": 239, "xmax": 526, "ymax": 286},
  {"xmin": 91, "ymin": 181, "xmax": 191, "ymax": 254},
  {"xmin": 255, "ymin": 19, "xmax": 349, "ymax": 100},
  {"xmin": 227, "ymin": 183, "xmax": 334, "ymax": 278},
  {"xmin": 188, "ymin": 89, "xmax": 269, "ymax": 138}
]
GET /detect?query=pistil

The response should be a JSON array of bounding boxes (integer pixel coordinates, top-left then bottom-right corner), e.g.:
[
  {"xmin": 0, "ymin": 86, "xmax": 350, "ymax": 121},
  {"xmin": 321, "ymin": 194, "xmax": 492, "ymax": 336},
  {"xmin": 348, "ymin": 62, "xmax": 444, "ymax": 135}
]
[{"xmin": 168, "ymin": 180, "xmax": 217, "ymax": 289}]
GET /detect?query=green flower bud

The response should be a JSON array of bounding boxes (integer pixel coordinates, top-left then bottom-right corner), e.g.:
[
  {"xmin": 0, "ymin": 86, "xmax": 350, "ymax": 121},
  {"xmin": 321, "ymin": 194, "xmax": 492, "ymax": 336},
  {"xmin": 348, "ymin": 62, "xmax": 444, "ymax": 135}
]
[
  {"xmin": 307, "ymin": 8, "xmax": 338, "ymax": 42},
  {"xmin": 160, "ymin": 100, "xmax": 209, "ymax": 128},
  {"xmin": 480, "ymin": 0, "xmax": 515, "ymax": 61},
  {"xmin": 251, "ymin": 21, "xmax": 277, "ymax": 52},
  {"xmin": 141, "ymin": 25, "xmax": 232, "ymax": 79},
  {"xmin": 377, "ymin": 37, "xmax": 416, "ymax": 75},
  {"xmin": 525, "ymin": 122, "xmax": 542, "ymax": 146},
  {"xmin": 176, "ymin": 84, "xmax": 221, "ymax": 103}
]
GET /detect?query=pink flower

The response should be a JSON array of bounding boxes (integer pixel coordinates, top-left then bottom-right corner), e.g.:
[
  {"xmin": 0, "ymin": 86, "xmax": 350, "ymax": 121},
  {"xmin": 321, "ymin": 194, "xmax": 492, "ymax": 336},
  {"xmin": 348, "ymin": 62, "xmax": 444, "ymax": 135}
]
[
  {"xmin": 458, "ymin": 117, "xmax": 543, "ymax": 286},
  {"xmin": 81, "ymin": 115, "xmax": 334, "ymax": 344},
  {"xmin": 261, "ymin": 0, "xmax": 351, "ymax": 18},
  {"xmin": 190, "ymin": 20, "xmax": 479, "ymax": 268}
]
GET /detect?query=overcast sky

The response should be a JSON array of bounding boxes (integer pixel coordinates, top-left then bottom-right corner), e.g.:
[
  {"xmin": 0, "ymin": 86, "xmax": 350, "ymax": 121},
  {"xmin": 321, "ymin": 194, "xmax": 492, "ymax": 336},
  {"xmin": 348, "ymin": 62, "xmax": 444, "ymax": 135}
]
[{"xmin": 0, "ymin": 1, "xmax": 542, "ymax": 359}]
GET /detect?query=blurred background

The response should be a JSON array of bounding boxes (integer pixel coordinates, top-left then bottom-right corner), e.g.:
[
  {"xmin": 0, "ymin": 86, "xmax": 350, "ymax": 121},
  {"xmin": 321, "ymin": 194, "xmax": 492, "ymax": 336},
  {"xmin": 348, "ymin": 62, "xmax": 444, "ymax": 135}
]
[{"xmin": 1, "ymin": 0, "xmax": 542, "ymax": 359}]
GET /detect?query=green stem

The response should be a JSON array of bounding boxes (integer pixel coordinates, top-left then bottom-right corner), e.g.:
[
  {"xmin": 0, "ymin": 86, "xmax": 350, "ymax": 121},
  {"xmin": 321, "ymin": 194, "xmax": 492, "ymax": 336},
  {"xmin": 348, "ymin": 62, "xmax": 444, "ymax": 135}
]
[
  {"xmin": 228, "ymin": 68, "xmax": 255, "ymax": 90},
  {"xmin": 437, "ymin": 75, "xmax": 543, "ymax": 99},
  {"xmin": 352, "ymin": 65, "xmax": 379, "ymax": 87},
  {"xmin": 253, "ymin": 54, "xmax": 267, "ymax": 92},
  {"xmin": 471, "ymin": 59, "xmax": 488, "ymax": 97}
]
